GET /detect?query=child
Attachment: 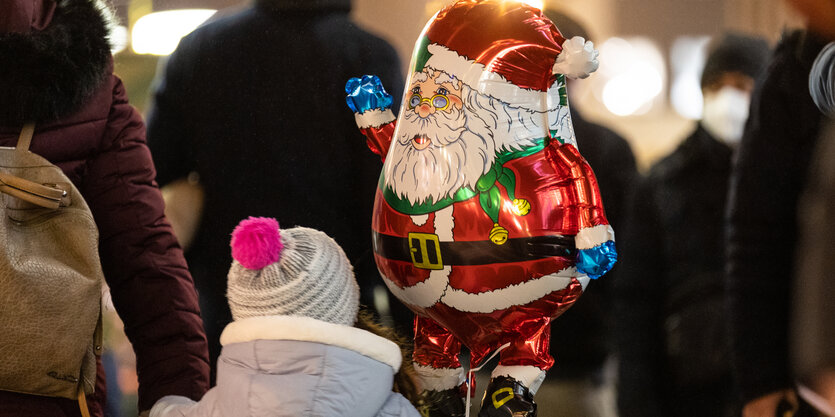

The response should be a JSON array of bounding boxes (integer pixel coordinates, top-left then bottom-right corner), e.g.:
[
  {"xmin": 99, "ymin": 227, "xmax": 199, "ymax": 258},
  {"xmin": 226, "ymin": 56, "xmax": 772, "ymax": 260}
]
[{"xmin": 150, "ymin": 217, "xmax": 421, "ymax": 417}]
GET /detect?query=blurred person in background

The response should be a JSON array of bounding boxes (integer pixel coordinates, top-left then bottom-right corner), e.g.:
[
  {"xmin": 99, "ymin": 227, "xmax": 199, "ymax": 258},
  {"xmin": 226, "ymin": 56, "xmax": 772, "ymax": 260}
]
[
  {"xmin": 518, "ymin": 9, "xmax": 637, "ymax": 417},
  {"xmin": 145, "ymin": 0, "xmax": 405, "ymax": 383},
  {"xmin": 724, "ymin": 13, "xmax": 829, "ymax": 417},
  {"xmin": 615, "ymin": 33, "xmax": 769, "ymax": 417},
  {"xmin": 788, "ymin": 0, "xmax": 835, "ymax": 414},
  {"xmin": 0, "ymin": 0, "xmax": 210, "ymax": 416},
  {"xmin": 792, "ymin": 118, "xmax": 835, "ymax": 416}
]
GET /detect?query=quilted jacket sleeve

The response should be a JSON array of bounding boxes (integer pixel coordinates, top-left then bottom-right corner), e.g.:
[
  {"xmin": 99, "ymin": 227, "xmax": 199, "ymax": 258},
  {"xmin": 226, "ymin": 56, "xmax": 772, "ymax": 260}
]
[
  {"xmin": 377, "ymin": 392, "xmax": 421, "ymax": 417},
  {"xmin": 82, "ymin": 75, "xmax": 210, "ymax": 411}
]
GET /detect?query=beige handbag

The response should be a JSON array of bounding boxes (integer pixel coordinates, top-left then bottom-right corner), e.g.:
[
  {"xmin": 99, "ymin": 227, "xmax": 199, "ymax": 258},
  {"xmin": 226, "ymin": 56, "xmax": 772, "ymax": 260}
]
[{"xmin": 0, "ymin": 124, "xmax": 103, "ymax": 415}]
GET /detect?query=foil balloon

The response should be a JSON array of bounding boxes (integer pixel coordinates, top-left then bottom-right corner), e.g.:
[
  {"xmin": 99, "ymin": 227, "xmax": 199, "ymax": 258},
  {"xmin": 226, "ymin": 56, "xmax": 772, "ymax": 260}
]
[{"xmin": 346, "ymin": 1, "xmax": 615, "ymax": 415}]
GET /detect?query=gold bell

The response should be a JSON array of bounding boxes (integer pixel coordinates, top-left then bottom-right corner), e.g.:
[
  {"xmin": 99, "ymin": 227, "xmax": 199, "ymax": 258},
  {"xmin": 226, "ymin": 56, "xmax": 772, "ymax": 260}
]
[
  {"xmin": 512, "ymin": 198, "xmax": 531, "ymax": 216},
  {"xmin": 489, "ymin": 223, "xmax": 509, "ymax": 245}
]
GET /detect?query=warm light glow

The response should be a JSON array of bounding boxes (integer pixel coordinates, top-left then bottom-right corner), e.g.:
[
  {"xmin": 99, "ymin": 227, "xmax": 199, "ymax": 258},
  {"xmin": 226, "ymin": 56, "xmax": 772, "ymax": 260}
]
[
  {"xmin": 596, "ymin": 37, "xmax": 666, "ymax": 116},
  {"xmin": 131, "ymin": 9, "xmax": 216, "ymax": 56},
  {"xmin": 518, "ymin": 0, "xmax": 544, "ymax": 10},
  {"xmin": 670, "ymin": 36, "xmax": 711, "ymax": 119},
  {"xmin": 110, "ymin": 25, "xmax": 129, "ymax": 55},
  {"xmin": 602, "ymin": 65, "xmax": 663, "ymax": 116}
]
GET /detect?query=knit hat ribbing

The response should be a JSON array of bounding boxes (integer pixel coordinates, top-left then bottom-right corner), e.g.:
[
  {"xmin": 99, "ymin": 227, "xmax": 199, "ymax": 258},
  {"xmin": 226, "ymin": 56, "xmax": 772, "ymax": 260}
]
[
  {"xmin": 226, "ymin": 218, "xmax": 360, "ymax": 326},
  {"xmin": 700, "ymin": 33, "xmax": 771, "ymax": 89}
]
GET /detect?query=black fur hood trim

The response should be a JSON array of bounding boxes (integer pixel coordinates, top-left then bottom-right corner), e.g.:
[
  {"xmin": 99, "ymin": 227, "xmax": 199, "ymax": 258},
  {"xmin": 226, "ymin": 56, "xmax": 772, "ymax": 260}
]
[
  {"xmin": 255, "ymin": 0, "xmax": 351, "ymax": 13},
  {"xmin": 0, "ymin": 0, "xmax": 113, "ymax": 126}
]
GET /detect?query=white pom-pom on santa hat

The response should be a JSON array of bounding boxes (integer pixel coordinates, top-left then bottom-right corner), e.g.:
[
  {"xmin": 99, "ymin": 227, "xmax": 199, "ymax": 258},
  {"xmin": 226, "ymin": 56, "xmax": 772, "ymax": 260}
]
[{"xmin": 552, "ymin": 36, "xmax": 600, "ymax": 80}]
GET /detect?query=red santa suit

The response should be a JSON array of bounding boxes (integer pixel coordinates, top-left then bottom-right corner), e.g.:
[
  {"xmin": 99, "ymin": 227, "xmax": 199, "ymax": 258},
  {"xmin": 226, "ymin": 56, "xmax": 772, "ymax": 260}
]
[{"xmin": 358, "ymin": 114, "xmax": 610, "ymax": 391}]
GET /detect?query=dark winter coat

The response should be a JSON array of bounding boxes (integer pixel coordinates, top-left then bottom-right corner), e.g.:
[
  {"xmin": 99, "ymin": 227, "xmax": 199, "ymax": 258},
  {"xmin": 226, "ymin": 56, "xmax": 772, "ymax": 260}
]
[
  {"xmin": 0, "ymin": 1, "xmax": 210, "ymax": 415},
  {"xmin": 145, "ymin": 0, "xmax": 404, "ymax": 380},
  {"xmin": 616, "ymin": 125, "xmax": 737, "ymax": 417},
  {"xmin": 792, "ymin": 119, "xmax": 835, "ymax": 379},
  {"xmin": 547, "ymin": 109, "xmax": 636, "ymax": 380},
  {"xmin": 725, "ymin": 30, "xmax": 826, "ymax": 404}
]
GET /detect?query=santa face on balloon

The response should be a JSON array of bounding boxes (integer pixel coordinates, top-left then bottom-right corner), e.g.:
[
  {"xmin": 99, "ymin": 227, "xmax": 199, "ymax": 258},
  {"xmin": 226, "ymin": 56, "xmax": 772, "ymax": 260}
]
[
  {"xmin": 388, "ymin": 69, "xmax": 473, "ymax": 204},
  {"xmin": 346, "ymin": 1, "xmax": 616, "ymax": 415}
]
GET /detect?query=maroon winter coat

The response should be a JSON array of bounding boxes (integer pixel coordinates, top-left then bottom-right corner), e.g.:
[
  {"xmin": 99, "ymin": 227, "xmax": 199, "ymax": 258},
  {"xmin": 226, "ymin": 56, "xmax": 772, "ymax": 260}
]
[{"xmin": 0, "ymin": 0, "xmax": 210, "ymax": 415}]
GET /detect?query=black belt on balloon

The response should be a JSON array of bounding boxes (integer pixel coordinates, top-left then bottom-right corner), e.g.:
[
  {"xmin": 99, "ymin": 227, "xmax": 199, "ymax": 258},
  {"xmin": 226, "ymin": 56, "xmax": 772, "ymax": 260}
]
[{"xmin": 372, "ymin": 231, "xmax": 576, "ymax": 270}]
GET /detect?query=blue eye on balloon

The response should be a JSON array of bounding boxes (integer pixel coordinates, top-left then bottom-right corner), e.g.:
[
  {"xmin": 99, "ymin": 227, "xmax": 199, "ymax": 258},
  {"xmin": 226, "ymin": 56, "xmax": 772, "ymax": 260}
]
[
  {"xmin": 432, "ymin": 95, "xmax": 449, "ymax": 110},
  {"xmin": 408, "ymin": 92, "xmax": 451, "ymax": 111}
]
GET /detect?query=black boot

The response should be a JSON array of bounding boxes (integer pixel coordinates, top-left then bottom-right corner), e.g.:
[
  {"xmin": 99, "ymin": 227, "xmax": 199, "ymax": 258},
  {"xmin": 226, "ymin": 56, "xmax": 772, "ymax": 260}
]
[
  {"xmin": 477, "ymin": 376, "xmax": 536, "ymax": 417},
  {"xmin": 417, "ymin": 388, "xmax": 466, "ymax": 417}
]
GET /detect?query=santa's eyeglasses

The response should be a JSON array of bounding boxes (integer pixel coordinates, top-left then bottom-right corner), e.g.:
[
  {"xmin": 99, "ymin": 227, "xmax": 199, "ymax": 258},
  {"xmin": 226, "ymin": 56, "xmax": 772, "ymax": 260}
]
[{"xmin": 407, "ymin": 92, "xmax": 450, "ymax": 111}]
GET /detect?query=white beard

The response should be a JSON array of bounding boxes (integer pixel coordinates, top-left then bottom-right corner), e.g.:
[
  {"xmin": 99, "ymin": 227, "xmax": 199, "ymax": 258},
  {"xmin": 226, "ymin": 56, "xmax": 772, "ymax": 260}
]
[
  {"xmin": 464, "ymin": 90, "xmax": 544, "ymax": 153},
  {"xmin": 384, "ymin": 87, "xmax": 544, "ymax": 206}
]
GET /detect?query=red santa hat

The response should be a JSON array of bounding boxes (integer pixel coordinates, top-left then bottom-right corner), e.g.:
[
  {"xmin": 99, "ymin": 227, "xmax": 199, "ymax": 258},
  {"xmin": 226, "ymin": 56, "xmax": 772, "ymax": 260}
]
[{"xmin": 412, "ymin": 0, "xmax": 599, "ymax": 112}]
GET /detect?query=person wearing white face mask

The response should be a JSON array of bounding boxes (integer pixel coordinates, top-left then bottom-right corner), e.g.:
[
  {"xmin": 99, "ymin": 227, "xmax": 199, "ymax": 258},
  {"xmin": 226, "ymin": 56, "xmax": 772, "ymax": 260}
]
[
  {"xmin": 699, "ymin": 35, "xmax": 772, "ymax": 147},
  {"xmin": 615, "ymin": 33, "xmax": 769, "ymax": 417},
  {"xmin": 701, "ymin": 78, "xmax": 755, "ymax": 146}
]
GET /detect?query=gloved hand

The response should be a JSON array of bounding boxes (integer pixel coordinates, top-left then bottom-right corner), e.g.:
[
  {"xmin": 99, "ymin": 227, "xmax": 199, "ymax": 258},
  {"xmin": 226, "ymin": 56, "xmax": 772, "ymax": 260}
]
[
  {"xmin": 346, "ymin": 75, "xmax": 393, "ymax": 114},
  {"xmin": 576, "ymin": 240, "xmax": 617, "ymax": 279}
]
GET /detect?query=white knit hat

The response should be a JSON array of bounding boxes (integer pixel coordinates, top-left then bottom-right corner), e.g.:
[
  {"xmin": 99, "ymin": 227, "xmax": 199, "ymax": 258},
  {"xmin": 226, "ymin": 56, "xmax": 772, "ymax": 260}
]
[{"xmin": 226, "ymin": 217, "xmax": 360, "ymax": 326}]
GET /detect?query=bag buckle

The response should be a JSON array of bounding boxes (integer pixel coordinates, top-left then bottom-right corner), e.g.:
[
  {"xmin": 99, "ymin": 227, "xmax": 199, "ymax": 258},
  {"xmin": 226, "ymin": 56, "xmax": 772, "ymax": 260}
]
[{"xmin": 408, "ymin": 232, "xmax": 443, "ymax": 270}]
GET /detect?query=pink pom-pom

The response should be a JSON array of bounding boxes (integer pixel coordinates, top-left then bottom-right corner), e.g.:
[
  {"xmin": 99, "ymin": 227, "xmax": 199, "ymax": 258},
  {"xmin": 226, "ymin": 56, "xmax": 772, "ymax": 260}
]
[{"xmin": 230, "ymin": 217, "xmax": 283, "ymax": 270}]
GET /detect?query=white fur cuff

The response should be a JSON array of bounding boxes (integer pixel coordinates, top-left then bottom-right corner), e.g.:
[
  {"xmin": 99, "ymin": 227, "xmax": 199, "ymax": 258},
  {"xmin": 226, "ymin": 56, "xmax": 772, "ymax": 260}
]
[
  {"xmin": 492, "ymin": 365, "xmax": 547, "ymax": 395},
  {"xmin": 413, "ymin": 364, "xmax": 465, "ymax": 391},
  {"xmin": 355, "ymin": 108, "xmax": 395, "ymax": 129},
  {"xmin": 575, "ymin": 224, "xmax": 615, "ymax": 250}
]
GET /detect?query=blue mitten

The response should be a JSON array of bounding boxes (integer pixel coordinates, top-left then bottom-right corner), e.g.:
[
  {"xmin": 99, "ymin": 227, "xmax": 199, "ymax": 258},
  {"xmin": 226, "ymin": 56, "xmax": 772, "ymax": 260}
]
[
  {"xmin": 576, "ymin": 240, "xmax": 617, "ymax": 279},
  {"xmin": 346, "ymin": 75, "xmax": 393, "ymax": 114}
]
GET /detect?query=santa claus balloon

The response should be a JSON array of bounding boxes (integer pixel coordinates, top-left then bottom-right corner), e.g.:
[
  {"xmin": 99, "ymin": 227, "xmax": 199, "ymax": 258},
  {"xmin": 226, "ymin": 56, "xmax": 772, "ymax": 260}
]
[{"xmin": 346, "ymin": 1, "xmax": 616, "ymax": 416}]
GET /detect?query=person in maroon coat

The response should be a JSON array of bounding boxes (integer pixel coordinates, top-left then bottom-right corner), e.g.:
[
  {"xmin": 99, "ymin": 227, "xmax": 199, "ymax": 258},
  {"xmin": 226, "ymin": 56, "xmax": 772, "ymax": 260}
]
[{"xmin": 0, "ymin": 1, "xmax": 211, "ymax": 416}]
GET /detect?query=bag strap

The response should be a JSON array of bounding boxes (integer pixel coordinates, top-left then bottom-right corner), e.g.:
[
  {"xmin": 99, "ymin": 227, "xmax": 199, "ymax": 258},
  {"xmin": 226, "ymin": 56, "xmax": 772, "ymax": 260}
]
[
  {"xmin": 0, "ymin": 123, "xmax": 68, "ymax": 209},
  {"xmin": 78, "ymin": 389, "xmax": 91, "ymax": 417},
  {"xmin": 0, "ymin": 172, "xmax": 66, "ymax": 209},
  {"xmin": 17, "ymin": 123, "xmax": 34, "ymax": 152}
]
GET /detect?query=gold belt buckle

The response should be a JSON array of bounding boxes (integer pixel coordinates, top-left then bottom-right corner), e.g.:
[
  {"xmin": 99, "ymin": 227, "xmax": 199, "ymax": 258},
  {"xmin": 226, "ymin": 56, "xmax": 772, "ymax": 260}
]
[{"xmin": 408, "ymin": 232, "xmax": 443, "ymax": 270}]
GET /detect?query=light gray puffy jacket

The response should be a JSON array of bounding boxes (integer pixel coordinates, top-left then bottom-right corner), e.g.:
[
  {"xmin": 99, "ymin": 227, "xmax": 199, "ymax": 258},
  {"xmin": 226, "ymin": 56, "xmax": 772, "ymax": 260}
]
[{"xmin": 150, "ymin": 316, "xmax": 420, "ymax": 417}]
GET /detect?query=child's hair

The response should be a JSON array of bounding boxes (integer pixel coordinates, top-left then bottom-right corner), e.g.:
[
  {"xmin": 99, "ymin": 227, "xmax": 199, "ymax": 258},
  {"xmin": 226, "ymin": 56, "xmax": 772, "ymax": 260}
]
[{"xmin": 355, "ymin": 308, "xmax": 421, "ymax": 405}]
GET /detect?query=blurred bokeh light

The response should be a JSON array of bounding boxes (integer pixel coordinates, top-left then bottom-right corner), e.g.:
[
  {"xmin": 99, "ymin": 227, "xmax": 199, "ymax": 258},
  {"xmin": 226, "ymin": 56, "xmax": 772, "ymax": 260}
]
[{"xmin": 131, "ymin": 9, "xmax": 216, "ymax": 55}]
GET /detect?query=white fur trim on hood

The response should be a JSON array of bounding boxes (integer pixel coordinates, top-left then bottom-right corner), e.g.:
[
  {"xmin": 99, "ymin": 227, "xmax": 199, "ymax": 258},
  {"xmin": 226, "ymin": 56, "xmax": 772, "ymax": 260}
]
[
  {"xmin": 220, "ymin": 315, "xmax": 403, "ymax": 372},
  {"xmin": 150, "ymin": 395, "xmax": 197, "ymax": 417},
  {"xmin": 552, "ymin": 36, "xmax": 600, "ymax": 80}
]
